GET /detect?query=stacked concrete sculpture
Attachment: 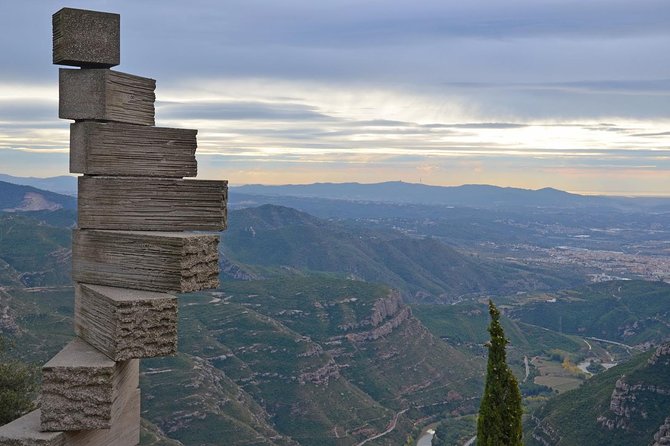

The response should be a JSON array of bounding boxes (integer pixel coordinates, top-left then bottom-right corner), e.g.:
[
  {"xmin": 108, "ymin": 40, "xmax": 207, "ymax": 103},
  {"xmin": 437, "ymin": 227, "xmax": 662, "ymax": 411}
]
[{"xmin": 0, "ymin": 7, "xmax": 226, "ymax": 445}]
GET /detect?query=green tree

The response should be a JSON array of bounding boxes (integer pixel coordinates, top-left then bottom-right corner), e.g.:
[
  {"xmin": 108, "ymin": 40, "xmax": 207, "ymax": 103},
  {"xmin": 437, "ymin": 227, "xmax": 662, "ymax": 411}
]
[
  {"xmin": 0, "ymin": 337, "xmax": 37, "ymax": 424},
  {"xmin": 476, "ymin": 300, "xmax": 523, "ymax": 446}
]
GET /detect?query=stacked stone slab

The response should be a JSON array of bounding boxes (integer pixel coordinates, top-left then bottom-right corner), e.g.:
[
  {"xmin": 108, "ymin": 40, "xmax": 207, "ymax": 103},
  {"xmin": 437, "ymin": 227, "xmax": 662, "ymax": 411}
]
[{"xmin": 0, "ymin": 7, "xmax": 226, "ymax": 446}]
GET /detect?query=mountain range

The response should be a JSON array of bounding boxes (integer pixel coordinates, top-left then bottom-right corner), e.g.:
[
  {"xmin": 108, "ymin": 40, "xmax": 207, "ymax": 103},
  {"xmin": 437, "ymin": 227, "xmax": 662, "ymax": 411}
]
[
  {"xmin": 232, "ymin": 181, "xmax": 670, "ymax": 211},
  {"xmin": 0, "ymin": 175, "xmax": 77, "ymax": 196},
  {"xmin": 4, "ymin": 174, "xmax": 670, "ymax": 211},
  {"xmin": 0, "ymin": 177, "xmax": 668, "ymax": 445},
  {"xmin": 220, "ymin": 204, "xmax": 582, "ymax": 301},
  {"xmin": 0, "ymin": 180, "xmax": 76, "ymax": 212}
]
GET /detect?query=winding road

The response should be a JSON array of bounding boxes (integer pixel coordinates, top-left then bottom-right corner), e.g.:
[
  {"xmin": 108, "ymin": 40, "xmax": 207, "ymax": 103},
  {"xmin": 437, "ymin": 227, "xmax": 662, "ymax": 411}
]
[{"xmin": 355, "ymin": 409, "xmax": 408, "ymax": 446}]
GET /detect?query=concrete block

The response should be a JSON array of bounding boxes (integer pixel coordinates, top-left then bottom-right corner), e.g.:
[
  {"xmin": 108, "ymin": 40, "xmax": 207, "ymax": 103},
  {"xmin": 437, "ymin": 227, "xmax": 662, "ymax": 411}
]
[
  {"xmin": 65, "ymin": 389, "xmax": 140, "ymax": 446},
  {"xmin": 0, "ymin": 390, "xmax": 139, "ymax": 446},
  {"xmin": 75, "ymin": 283, "xmax": 177, "ymax": 361},
  {"xmin": 59, "ymin": 69, "xmax": 155, "ymax": 125},
  {"xmin": 53, "ymin": 8, "xmax": 120, "ymax": 68},
  {"xmin": 70, "ymin": 122, "xmax": 197, "ymax": 177},
  {"xmin": 72, "ymin": 230, "xmax": 219, "ymax": 293},
  {"xmin": 78, "ymin": 176, "xmax": 227, "ymax": 231},
  {"xmin": 40, "ymin": 339, "xmax": 138, "ymax": 431},
  {"xmin": 0, "ymin": 410, "xmax": 65, "ymax": 446}
]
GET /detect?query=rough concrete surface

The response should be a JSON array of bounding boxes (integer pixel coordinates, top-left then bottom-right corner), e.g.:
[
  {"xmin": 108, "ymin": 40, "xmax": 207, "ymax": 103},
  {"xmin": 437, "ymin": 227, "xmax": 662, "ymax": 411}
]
[
  {"xmin": 70, "ymin": 122, "xmax": 197, "ymax": 177},
  {"xmin": 72, "ymin": 230, "xmax": 220, "ymax": 293},
  {"xmin": 52, "ymin": 8, "xmax": 120, "ymax": 68},
  {"xmin": 59, "ymin": 69, "xmax": 155, "ymax": 125},
  {"xmin": 40, "ymin": 339, "xmax": 138, "ymax": 432},
  {"xmin": 78, "ymin": 176, "xmax": 227, "ymax": 231},
  {"xmin": 0, "ymin": 410, "xmax": 65, "ymax": 446},
  {"xmin": 75, "ymin": 283, "xmax": 178, "ymax": 361}
]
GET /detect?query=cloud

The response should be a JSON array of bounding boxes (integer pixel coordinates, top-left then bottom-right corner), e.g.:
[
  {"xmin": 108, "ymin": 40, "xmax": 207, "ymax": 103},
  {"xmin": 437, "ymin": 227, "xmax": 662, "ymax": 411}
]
[
  {"xmin": 1, "ymin": 1, "xmax": 669, "ymax": 194},
  {"xmin": 157, "ymin": 100, "xmax": 336, "ymax": 121}
]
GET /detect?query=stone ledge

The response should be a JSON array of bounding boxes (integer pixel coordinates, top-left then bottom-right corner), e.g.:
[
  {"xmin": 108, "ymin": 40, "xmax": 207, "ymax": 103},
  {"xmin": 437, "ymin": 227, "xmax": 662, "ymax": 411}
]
[
  {"xmin": 0, "ymin": 410, "xmax": 65, "ymax": 446},
  {"xmin": 78, "ymin": 176, "xmax": 227, "ymax": 231},
  {"xmin": 53, "ymin": 8, "xmax": 120, "ymax": 68},
  {"xmin": 40, "ymin": 339, "xmax": 138, "ymax": 431},
  {"xmin": 59, "ymin": 69, "xmax": 155, "ymax": 126},
  {"xmin": 75, "ymin": 283, "xmax": 178, "ymax": 361},
  {"xmin": 72, "ymin": 230, "xmax": 219, "ymax": 293},
  {"xmin": 70, "ymin": 122, "xmax": 197, "ymax": 177}
]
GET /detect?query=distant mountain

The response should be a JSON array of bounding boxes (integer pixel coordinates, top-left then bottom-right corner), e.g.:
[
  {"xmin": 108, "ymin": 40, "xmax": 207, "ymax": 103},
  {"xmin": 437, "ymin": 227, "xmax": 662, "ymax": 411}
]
[
  {"xmin": 233, "ymin": 182, "xmax": 606, "ymax": 209},
  {"xmin": 0, "ymin": 174, "xmax": 77, "ymax": 196},
  {"xmin": 233, "ymin": 182, "xmax": 670, "ymax": 211},
  {"xmin": 0, "ymin": 203, "xmax": 579, "ymax": 298},
  {"xmin": 221, "ymin": 205, "xmax": 582, "ymax": 301},
  {"xmin": 0, "ymin": 181, "xmax": 76, "ymax": 212},
  {"xmin": 526, "ymin": 343, "xmax": 670, "ymax": 446}
]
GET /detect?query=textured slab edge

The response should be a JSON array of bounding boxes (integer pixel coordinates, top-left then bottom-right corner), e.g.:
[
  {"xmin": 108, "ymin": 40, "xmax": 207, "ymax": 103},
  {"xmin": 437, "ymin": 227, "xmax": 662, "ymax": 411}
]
[
  {"xmin": 77, "ymin": 176, "xmax": 227, "ymax": 231},
  {"xmin": 0, "ymin": 410, "xmax": 65, "ymax": 446},
  {"xmin": 70, "ymin": 122, "xmax": 197, "ymax": 177},
  {"xmin": 75, "ymin": 283, "xmax": 178, "ymax": 361},
  {"xmin": 59, "ymin": 69, "xmax": 155, "ymax": 125},
  {"xmin": 0, "ymin": 389, "xmax": 139, "ymax": 445},
  {"xmin": 72, "ymin": 230, "xmax": 220, "ymax": 293},
  {"xmin": 43, "ymin": 338, "xmax": 114, "ymax": 369},
  {"xmin": 53, "ymin": 8, "xmax": 120, "ymax": 68},
  {"xmin": 41, "ymin": 344, "xmax": 137, "ymax": 432},
  {"xmin": 65, "ymin": 388, "xmax": 140, "ymax": 446}
]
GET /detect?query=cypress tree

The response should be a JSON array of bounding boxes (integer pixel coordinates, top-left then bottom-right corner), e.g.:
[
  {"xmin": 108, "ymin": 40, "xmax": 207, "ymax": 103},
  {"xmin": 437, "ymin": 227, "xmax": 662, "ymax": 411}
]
[{"xmin": 476, "ymin": 300, "xmax": 523, "ymax": 446}]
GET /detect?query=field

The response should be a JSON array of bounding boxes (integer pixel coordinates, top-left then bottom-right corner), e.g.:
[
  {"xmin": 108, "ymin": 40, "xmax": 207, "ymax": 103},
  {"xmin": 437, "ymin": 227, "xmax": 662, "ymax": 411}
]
[{"xmin": 531, "ymin": 357, "xmax": 584, "ymax": 393}]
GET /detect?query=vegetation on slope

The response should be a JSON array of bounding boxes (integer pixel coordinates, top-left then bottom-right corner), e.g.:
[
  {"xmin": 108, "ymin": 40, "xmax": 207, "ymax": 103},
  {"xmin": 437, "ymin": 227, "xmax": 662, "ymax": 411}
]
[
  {"xmin": 526, "ymin": 345, "xmax": 670, "ymax": 446},
  {"xmin": 2, "ymin": 276, "xmax": 483, "ymax": 445},
  {"xmin": 510, "ymin": 280, "xmax": 670, "ymax": 346},
  {"xmin": 0, "ymin": 213, "xmax": 72, "ymax": 287},
  {"xmin": 0, "ymin": 336, "xmax": 37, "ymax": 425},
  {"xmin": 221, "ymin": 205, "xmax": 579, "ymax": 301}
]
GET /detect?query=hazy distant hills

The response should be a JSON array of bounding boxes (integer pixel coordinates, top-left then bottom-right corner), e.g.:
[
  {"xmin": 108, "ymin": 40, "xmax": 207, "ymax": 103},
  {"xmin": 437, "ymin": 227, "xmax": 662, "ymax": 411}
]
[
  {"xmin": 0, "ymin": 180, "xmax": 76, "ymax": 212},
  {"xmin": 0, "ymin": 174, "xmax": 76, "ymax": 196},
  {"xmin": 234, "ymin": 181, "xmax": 599, "ymax": 208},
  {"xmin": 232, "ymin": 181, "xmax": 670, "ymax": 212},
  {"xmin": 3, "ymin": 174, "xmax": 669, "ymax": 211},
  {"xmin": 221, "ymin": 205, "xmax": 581, "ymax": 301}
]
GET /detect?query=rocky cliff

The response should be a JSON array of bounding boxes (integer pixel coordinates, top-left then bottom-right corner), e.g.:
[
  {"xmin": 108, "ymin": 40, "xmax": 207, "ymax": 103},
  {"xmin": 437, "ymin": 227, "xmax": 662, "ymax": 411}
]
[{"xmin": 526, "ymin": 342, "xmax": 670, "ymax": 446}]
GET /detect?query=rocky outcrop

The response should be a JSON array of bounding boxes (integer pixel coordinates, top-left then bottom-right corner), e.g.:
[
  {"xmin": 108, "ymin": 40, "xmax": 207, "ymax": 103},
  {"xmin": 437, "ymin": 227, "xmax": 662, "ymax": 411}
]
[
  {"xmin": 598, "ymin": 376, "xmax": 670, "ymax": 430},
  {"xmin": 529, "ymin": 415, "xmax": 561, "ymax": 446},
  {"xmin": 298, "ymin": 359, "xmax": 340, "ymax": 385},
  {"xmin": 336, "ymin": 290, "xmax": 411, "ymax": 343},
  {"xmin": 220, "ymin": 253, "xmax": 259, "ymax": 281},
  {"xmin": 369, "ymin": 291, "xmax": 403, "ymax": 327},
  {"xmin": 652, "ymin": 417, "xmax": 670, "ymax": 446},
  {"xmin": 648, "ymin": 342, "xmax": 670, "ymax": 366},
  {"xmin": 345, "ymin": 306, "xmax": 412, "ymax": 342}
]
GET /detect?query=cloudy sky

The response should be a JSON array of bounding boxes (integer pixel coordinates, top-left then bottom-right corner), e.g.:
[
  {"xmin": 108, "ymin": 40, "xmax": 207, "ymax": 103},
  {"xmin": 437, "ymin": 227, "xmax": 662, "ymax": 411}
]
[{"xmin": 1, "ymin": 0, "xmax": 669, "ymax": 195}]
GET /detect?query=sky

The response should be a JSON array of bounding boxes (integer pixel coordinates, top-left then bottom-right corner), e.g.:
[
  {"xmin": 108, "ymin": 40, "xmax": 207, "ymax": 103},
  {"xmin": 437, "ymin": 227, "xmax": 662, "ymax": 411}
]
[{"xmin": 0, "ymin": 0, "xmax": 669, "ymax": 195}]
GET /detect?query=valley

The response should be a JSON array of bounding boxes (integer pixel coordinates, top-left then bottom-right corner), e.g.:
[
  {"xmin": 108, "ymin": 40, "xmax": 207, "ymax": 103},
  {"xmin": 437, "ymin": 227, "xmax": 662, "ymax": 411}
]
[{"xmin": 0, "ymin": 179, "xmax": 668, "ymax": 445}]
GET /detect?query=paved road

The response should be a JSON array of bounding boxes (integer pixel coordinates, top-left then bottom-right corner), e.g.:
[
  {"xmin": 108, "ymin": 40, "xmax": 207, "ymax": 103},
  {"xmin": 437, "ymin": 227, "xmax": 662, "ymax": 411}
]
[
  {"xmin": 585, "ymin": 336, "xmax": 640, "ymax": 352},
  {"xmin": 356, "ymin": 409, "xmax": 408, "ymax": 446},
  {"xmin": 523, "ymin": 355, "xmax": 530, "ymax": 382}
]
